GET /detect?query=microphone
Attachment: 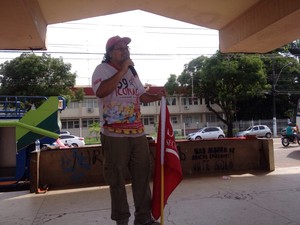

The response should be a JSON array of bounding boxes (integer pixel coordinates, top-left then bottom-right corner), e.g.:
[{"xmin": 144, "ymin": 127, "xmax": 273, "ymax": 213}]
[{"xmin": 128, "ymin": 65, "xmax": 138, "ymax": 77}]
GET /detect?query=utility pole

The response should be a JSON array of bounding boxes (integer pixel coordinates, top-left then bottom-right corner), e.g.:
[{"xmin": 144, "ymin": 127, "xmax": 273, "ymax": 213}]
[
  {"xmin": 272, "ymin": 62, "xmax": 292, "ymax": 138},
  {"xmin": 272, "ymin": 63, "xmax": 277, "ymax": 137}
]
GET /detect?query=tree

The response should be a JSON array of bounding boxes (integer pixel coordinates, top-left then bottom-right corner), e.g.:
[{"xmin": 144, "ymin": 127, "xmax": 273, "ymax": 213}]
[
  {"xmin": 288, "ymin": 39, "xmax": 300, "ymax": 60},
  {"xmin": 234, "ymin": 41, "xmax": 300, "ymax": 121},
  {"xmin": 0, "ymin": 53, "xmax": 77, "ymax": 97},
  {"xmin": 257, "ymin": 48, "xmax": 300, "ymax": 122},
  {"xmin": 88, "ymin": 121, "xmax": 100, "ymax": 141},
  {"xmin": 164, "ymin": 74, "xmax": 179, "ymax": 95},
  {"xmin": 73, "ymin": 88, "xmax": 85, "ymax": 101},
  {"xmin": 199, "ymin": 51, "xmax": 270, "ymax": 137},
  {"xmin": 165, "ymin": 56, "xmax": 207, "ymax": 96}
]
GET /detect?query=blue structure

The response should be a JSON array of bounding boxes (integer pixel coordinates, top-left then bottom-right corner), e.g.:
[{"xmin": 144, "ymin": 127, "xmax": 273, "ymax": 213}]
[{"xmin": 0, "ymin": 96, "xmax": 66, "ymax": 188}]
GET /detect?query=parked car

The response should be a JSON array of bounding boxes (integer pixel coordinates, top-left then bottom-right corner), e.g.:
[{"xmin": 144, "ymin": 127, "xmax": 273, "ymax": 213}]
[
  {"xmin": 60, "ymin": 130, "xmax": 71, "ymax": 135},
  {"xmin": 236, "ymin": 125, "xmax": 272, "ymax": 138},
  {"xmin": 146, "ymin": 135, "xmax": 155, "ymax": 143},
  {"xmin": 186, "ymin": 127, "xmax": 225, "ymax": 140},
  {"xmin": 41, "ymin": 142, "xmax": 60, "ymax": 150},
  {"xmin": 43, "ymin": 134, "xmax": 152, "ymax": 149},
  {"xmin": 41, "ymin": 138, "xmax": 72, "ymax": 150},
  {"xmin": 59, "ymin": 134, "xmax": 85, "ymax": 147}
]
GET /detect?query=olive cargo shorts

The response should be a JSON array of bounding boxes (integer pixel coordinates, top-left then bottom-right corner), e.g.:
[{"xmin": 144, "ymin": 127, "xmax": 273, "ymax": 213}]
[{"xmin": 101, "ymin": 134, "xmax": 153, "ymax": 224}]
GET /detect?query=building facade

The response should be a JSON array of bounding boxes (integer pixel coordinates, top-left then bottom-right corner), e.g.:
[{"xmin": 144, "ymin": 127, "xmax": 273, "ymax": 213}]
[{"xmin": 60, "ymin": 86, "xmax": 225, "ymax": 137}]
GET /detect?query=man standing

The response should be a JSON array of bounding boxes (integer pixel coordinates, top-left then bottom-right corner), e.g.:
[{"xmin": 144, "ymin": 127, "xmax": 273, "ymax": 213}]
[{"xmin": 92, "ymin": 36, "xmax": 163, "ymax": 225}]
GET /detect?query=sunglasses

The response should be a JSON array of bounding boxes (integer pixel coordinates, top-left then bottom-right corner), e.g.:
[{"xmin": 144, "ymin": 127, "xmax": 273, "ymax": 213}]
[{"xmin": 113, "ymin": 46, "xmax": 130, "ymax": 51}]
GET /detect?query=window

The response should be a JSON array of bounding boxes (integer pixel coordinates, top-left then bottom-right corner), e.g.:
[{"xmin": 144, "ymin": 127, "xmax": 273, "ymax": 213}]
[
  {"xmin": 166, "ymin": 97, "xmax": 176, "ymax": 106},
  {"xmin": 259, "ymin": 126, "xmax": 265, "ymax": 130},
  {"xmin": 141, "ymin": 102, "xmax": 150, "ymax": 106},
  {"xmin": 181, "ymin": 97, "xmax": 198, "ymax": 106},
  {"xmin": 192, "ymin": 97, "xmax": 198, "ymax": 105},
  {"xmin": 82, "ymin": 99, "xmax": 96, "ymax": 108},
  {"xmin": 82, "ymin": 118, "xmax": 99, "ymax": 128},
  {"xmin": 142, "ymin": 116, "xmax": 155, "ymax": 125},
  {"xmin": 82, "ymin": 120, "xmax": 87, "ymax": 128},
  {"xmin": 62, "ymin": 121, "xmax": 67, "ymax": 129},
  {"xmin": 205, "ymin": 127, "xmax": 218, "ymax": 132},
  {"xmin": 183, "ymin": 116, "xmax": 192, "ymax": 127},
  {"xmin": 206, "ymin": 114, "xmax": 217, "ymax": 123},
  {"xmin": 68, "ymin": 102, "xmax": 79, "ymax": 109},
  {"xmin": 141, "ymin": 102, "xmax": 155, "ymax": 106},
  {"xmin": 62, "ymin": 119, "xmax": 80, "ymax": 129},
  {"xmin": 59, "ymin": 135, "xmax": 73, "ymax": 139},
  {"xmin": 171, "ymin": 116, "xmax": 178, "ymax": 124},
  {"xmin": 181, "ymin": 97, "xmax": 189, "ymax": 106}
]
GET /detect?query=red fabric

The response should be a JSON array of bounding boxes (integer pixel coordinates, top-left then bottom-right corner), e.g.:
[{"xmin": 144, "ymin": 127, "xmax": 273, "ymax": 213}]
[{"xmin": 151, "ymin": 103, "xmax": 183, "ymax": 220}]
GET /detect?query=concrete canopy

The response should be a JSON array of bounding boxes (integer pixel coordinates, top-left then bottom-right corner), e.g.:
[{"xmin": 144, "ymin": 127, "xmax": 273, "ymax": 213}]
[{"xmin": 1, "ymin": 0, "xmax": 300, "ymax": 53}]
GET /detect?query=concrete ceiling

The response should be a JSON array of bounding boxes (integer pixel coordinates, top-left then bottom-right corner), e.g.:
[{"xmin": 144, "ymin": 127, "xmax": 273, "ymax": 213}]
[{"xmin": 1, "ymin": 0, "xmax": 300, "ymax": 53}]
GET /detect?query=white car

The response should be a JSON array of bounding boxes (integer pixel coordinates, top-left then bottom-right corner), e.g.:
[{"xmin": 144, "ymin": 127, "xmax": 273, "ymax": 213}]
[
  {"xmin": 187, "ymin": 127, "xmax": 225, "ymax": 140},
  {"xmin": 60, "ymin": 130, "xmax": 71, "ymax": 135},
  {"xmin": 236, "ymin": 125, "xmax": 272, "ymax": 138},
  {"xmin": 59, "ymin": 134, "xmax": 85, "ymax": 147}
]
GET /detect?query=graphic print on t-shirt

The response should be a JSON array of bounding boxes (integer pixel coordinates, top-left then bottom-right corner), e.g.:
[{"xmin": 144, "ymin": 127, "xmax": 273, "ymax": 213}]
[{"xmin": 103, "ymin": 77, "xmax": 144, "ymax": 134}]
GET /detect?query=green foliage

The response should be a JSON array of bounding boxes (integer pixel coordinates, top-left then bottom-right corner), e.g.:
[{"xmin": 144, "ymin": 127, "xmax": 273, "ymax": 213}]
[
  {"xmin": 72, "ymin": 88, "xmax": 85, "ymax": 102},
  {"xmin": 201, "ymin": 52, "xmax": 269, "ymax": 102},
  {"xmin": 199, "ymin": 52, "xmax": 269, "ymax": 136},
  {"xmin": 0, "ymin": 53, "xmax": 77, "ymax": 96},
  {"xmin": 165, "ymin": 51, "xmax": 270, "ymax": 137},
  {"xmin": 165, "ymin": 56, "xmax": 208, "ymax": 96},
  {"xmin": 88, "ymin": 121, "xmax": 100, "ymax": 141},
  {"xmin": 164, "ymin": 74, "xmax": 179, "ymax": 95},
  {"xmin": 85, "ymin": 137, "xmax": 101, "ymax": 145},
  {"xmin": 255, "ymin": 50, "xmax": 300, "ymax": 121},
  {"xmin": 164, "ymin": 40, "xmax": 300, "ymax": 135}
]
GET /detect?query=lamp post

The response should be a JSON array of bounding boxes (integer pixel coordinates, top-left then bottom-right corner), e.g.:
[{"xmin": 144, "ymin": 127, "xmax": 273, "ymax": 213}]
[
  {"xmin": 272, "ymin": 62, "xmax": 292, "ymax": 137},
  {"xmin": 189, "ymin": 69, "xmax": 195, "ymax": 98},
  {"xmin": 191, "ymin": 72, "xmax": 194, "ymax": 98}
]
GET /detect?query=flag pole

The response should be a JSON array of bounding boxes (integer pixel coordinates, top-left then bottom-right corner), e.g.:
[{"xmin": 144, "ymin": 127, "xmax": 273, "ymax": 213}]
[
  {"xmin": 160, "ymin": 97, "xmax": 166, "ymax": 225},
  {"xmin": 160, "ymin": 161, "xmax": 164, "ymax": 225}
]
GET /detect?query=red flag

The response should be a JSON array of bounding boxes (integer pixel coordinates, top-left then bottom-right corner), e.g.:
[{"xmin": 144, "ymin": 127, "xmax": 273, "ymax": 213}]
[{"xmin": 151, "ymin": 97, "xmax": 183, "ymax": 220}]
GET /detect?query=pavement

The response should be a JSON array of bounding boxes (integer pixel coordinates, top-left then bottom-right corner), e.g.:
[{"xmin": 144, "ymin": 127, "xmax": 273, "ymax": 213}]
[{"xmin": 1, "ymin": 138, "xmax": 300, "ymax": 225}]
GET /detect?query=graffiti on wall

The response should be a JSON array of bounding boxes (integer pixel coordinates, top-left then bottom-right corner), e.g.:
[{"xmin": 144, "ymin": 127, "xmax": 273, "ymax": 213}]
[
  {"xmin": 61, "ymin": 148, "xmax": 103, "ymax": 182},
  {"xmin": 191, "ymin": 146, "xmax": 235, "ymax": 173}
]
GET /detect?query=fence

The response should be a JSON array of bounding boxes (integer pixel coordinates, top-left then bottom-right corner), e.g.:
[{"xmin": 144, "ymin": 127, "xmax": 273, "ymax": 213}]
[
  {"xmin": 233, "ymin": 118, "xmax": 289, "ymax": 132},
  {"xmin": 183, "ymin": 118, "xmax": 290, "ymax": 137}
]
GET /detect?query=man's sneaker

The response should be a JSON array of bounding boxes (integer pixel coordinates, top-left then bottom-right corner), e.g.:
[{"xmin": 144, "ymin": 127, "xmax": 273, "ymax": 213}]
[
  {"xmin": 116, "ymin": 222, "xmax": 128, "ymax": 225},
  {"xmin": 146, "ymin": 221, "xmax": 160, "ymax": 225},
  {"xmin": 136, "ymin": 218, "xmax": 160, "ymax": 225}
]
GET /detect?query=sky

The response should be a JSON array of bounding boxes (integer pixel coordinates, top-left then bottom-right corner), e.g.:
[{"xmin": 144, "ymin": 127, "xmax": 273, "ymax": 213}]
[{"xmin": 0, "ymin": 10, "xmax": 219, "ymax": 86}]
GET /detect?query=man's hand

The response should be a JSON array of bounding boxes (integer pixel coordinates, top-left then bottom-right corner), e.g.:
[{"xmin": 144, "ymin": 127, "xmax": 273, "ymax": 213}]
[{"xmin": 140, "ymin": 89, "xmax": 166, "ymax": 103}]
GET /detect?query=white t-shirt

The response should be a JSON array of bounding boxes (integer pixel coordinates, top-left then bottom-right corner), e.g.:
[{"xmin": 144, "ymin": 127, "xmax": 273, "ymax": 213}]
[{"xmin": 92, "ymin": 63, "xmax": 146, "ymax": 137}]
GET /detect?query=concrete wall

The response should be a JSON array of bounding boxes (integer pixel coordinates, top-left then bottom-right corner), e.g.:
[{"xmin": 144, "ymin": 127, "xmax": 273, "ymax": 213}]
[
  {"xmin": 30, "ymin": 137, "xmax": 274, "ymax": 193},
  {"xmin": 0, "ymin": 127, "xmax": 16, "ymax": 167}
]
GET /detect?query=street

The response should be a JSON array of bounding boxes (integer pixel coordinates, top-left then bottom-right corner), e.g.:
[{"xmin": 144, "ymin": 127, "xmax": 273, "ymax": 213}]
[{"xmin": 273, "ymin": 137, "xmax": 300, "ymax": 168}]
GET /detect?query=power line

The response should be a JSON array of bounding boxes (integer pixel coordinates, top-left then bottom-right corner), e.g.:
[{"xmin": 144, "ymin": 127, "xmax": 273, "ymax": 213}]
[
  {"xmin": 50, "ymin": 22, "xmax": 217, "ymax": 33},
  {"xmin": 0, "ymin": 50, "xmax": 216, "ymax": 62},
  {"xmin": 1, "ymin": 51, "xmax": 297, "ymax": 62}
]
